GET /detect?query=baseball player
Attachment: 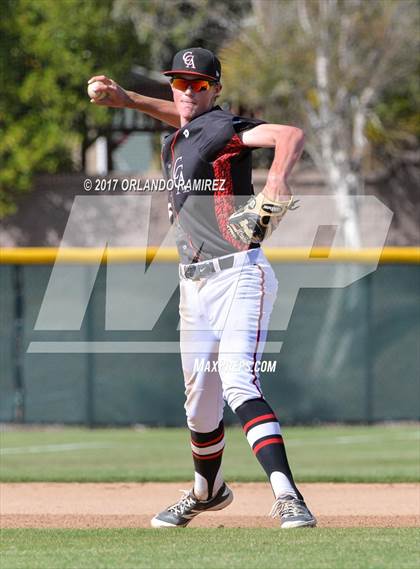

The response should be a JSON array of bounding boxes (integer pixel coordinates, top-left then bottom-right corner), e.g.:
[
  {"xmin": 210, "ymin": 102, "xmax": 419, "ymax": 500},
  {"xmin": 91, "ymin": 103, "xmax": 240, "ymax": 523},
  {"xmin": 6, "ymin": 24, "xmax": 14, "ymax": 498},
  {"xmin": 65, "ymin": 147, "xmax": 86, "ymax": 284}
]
[{"xmin": 88, "ymin": 47, "xmax": 316, "ymax": 528}]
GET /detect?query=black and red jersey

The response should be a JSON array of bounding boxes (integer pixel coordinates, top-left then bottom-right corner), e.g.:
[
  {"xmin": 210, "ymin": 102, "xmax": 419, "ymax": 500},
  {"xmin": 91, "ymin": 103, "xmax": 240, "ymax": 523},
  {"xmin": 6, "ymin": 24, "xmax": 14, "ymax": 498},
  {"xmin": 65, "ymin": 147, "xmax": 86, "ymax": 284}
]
[{"xmin": 161, "ymin": 105, "xmax": 265, "ymax": 263}]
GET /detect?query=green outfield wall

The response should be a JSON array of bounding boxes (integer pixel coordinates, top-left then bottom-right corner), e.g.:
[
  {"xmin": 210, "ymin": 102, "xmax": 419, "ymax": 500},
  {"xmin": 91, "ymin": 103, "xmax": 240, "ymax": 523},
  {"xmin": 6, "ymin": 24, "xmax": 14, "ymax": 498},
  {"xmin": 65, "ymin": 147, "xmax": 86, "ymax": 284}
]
[{"xmin": 0, "ymin": 248, "xmax": 419, "ymax": 425}]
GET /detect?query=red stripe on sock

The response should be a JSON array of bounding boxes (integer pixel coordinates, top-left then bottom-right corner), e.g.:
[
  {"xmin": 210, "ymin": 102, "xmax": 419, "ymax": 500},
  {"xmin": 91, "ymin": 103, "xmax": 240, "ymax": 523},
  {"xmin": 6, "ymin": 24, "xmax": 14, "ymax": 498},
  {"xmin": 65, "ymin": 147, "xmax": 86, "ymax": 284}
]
[
  {"xmin": 243, "ymin": 413, "xmax": 276, "ymax": 433},
  {"xmin": 253, "ymin": 437, "xmax": 284, "ymax": 455},
  {"xmin": 191, "ymin": 431, "xmax": 224, "ymax": 447},
  {"xmin": 192, "ymin": 449, "xmax": 224, "ymax": 461}
]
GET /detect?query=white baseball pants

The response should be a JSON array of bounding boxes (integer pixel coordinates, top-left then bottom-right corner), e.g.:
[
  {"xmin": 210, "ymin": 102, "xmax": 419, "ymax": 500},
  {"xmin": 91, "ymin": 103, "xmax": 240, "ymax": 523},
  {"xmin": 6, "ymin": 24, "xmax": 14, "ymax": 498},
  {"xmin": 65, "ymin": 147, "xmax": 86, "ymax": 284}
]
[{"xmin": 179, "ymin": 248, "xmax": 278, "ymax": 432}]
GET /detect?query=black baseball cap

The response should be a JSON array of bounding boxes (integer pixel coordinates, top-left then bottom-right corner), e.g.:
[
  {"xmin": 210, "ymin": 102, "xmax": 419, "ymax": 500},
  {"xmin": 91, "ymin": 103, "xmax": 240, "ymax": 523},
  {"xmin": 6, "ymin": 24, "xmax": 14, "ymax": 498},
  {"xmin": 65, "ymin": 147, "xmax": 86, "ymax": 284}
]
[{"xmin": 163, "ymin": 47, "xmax": 221, "ymax": 82}]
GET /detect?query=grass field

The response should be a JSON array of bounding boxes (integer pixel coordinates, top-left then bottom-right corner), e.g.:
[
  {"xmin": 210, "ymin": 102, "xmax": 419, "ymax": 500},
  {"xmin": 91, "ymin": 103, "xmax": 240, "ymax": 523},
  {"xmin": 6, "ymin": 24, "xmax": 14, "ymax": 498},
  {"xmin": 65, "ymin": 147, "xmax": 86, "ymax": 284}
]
[
  {"xmin": 1, "ymin": 424, "xmax": 419, "ymax": 569},
  {"xmin": 1, "ymin": 424, "xmax": 419, "ymax": 482},
  {"xmin": 1, "ymin": 528, "xmax": 419, "ymax": 569}
]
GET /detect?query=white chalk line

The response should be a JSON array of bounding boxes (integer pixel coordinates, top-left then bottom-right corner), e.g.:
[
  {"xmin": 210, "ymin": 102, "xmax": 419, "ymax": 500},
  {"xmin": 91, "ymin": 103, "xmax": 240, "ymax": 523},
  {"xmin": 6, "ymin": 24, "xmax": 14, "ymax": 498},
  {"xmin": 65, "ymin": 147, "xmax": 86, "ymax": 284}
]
[
  {"xmin": 1, "ymin": 432, "xmax": 418, "ymax": 455},
  {"xmin": 0, "ymin": 442, "xmax": 119, "ymax": 455}
]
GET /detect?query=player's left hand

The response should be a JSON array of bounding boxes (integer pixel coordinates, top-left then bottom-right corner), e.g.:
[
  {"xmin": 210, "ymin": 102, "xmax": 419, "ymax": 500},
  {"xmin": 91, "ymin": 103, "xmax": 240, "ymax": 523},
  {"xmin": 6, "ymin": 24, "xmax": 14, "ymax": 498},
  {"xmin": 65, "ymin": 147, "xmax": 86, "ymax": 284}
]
[{"xmin": 226, "ymin": 192, "xmax": 297, "ymax": 244}]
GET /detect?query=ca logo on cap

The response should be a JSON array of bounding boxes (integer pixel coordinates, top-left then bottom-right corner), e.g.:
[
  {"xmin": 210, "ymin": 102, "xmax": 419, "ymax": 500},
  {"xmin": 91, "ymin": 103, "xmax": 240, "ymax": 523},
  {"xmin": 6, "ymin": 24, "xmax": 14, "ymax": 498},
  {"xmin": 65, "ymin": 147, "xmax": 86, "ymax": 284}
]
[{"xmin": 182, "ymin": 51, "xmax": 196, "ymax": 69}]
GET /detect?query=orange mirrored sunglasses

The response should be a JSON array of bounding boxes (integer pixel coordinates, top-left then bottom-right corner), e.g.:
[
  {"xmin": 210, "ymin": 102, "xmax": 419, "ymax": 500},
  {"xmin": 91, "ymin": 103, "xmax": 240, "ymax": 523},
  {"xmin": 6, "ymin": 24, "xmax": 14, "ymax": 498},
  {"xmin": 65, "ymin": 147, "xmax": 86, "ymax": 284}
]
[{"xmin": 170, "ymin": 77, "xmax": 215, "ymax": 92}]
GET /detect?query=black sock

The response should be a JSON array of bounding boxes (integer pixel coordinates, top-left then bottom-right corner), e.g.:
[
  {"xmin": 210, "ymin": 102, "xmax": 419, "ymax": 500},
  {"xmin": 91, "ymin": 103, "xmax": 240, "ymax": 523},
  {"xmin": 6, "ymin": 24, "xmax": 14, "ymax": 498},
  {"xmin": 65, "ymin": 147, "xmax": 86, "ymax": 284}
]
[
  {"xmin": 235, "ymin": 398, "xmax": 303, "ymax": 500},
  {"xmin": 190, "ymin": 420, "xmax": 225, "ymax": 500}
]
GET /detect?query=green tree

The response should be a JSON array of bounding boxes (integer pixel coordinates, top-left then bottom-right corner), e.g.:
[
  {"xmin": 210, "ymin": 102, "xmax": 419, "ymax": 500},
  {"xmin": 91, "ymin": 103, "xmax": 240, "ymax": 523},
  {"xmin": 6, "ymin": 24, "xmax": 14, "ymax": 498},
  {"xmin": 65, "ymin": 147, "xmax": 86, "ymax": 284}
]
[
  {"xmin": 221, "ymin": 0, "xmax": 419, "ymax": 245},
  {"xmin": 367, "ymin": 74, "xmax": 420, "ymax": 163},
  {"xmin": 219, "ymin": 0, "xmax": 419, "ymax": 379},
  {"xmin": 0, "ymin": 0, "xmax": 141, "ymax": 218},
  {"xmin": 112, "ymin": 0, "xmax": 250, "ymax": 69}
]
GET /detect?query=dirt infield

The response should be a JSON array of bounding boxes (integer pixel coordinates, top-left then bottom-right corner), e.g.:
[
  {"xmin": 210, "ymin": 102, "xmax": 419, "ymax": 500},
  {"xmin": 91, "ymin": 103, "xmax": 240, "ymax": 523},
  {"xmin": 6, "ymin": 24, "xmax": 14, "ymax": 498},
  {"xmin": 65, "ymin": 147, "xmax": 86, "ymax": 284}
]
[{"xmin": 1, "ymin": 483, "xmax": 419, "ymax": 529}]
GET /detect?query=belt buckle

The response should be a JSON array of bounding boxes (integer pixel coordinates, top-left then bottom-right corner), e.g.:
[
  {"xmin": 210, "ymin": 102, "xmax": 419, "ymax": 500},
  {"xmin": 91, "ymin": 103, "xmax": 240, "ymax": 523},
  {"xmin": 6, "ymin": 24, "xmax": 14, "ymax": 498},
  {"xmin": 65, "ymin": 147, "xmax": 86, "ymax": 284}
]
[{"xmin": 184, "ymin": 265, "xmax": 197, "ymax": 279}]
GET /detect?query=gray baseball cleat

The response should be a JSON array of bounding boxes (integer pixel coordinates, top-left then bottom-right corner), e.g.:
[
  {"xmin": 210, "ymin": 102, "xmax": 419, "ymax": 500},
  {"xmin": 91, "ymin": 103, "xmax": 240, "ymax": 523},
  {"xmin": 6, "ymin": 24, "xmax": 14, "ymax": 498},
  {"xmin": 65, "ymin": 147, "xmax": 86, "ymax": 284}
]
[
  {"xmin": 270, "ymin": 494, "xmax": 317, "ymax": 528},
  {"xmin": 151, "ymin": 483, "xmax": 233, "ymax": 528}
]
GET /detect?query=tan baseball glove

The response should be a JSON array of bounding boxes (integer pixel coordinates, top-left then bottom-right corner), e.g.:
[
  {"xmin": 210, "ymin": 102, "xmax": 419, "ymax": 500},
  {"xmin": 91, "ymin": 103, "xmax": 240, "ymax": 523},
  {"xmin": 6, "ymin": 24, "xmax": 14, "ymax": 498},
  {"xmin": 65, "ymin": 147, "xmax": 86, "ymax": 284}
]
[{"xmin": 227, "ymin": 192, "xmax": 297, "ymax": 244}]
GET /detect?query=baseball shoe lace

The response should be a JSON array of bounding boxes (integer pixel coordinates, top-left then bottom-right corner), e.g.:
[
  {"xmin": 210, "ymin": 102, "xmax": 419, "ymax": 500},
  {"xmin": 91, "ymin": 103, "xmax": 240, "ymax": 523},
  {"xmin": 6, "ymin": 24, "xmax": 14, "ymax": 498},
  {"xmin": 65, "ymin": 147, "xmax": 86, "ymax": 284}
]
[
  {"xmin": 167, "ymin": 490, "xmax": 197, "ymax": 516},
  {"xmin": 270, "ymin": 496, "xmax": 307, "ymax": 519},
  {"xmin": 269, "ymin": 494, "xmax": 315, "ymax": 524}
]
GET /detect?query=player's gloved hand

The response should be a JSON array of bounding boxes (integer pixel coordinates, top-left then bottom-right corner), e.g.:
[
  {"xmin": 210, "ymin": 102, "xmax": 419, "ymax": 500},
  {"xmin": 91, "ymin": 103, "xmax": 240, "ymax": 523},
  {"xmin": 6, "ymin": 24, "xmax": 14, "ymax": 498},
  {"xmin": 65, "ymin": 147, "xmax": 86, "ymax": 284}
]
[{"xmin": 226, "ymin": 192, "xmax": 298, "ymax": 244}]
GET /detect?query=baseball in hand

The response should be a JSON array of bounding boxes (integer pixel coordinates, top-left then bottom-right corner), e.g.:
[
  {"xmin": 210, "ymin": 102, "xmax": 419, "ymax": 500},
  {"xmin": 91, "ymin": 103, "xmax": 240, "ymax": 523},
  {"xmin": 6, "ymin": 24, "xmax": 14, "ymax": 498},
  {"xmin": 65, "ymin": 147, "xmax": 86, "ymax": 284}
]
[{"xmin": 87, "ymin": 81, "xmax": 107, "ymax": 101}]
